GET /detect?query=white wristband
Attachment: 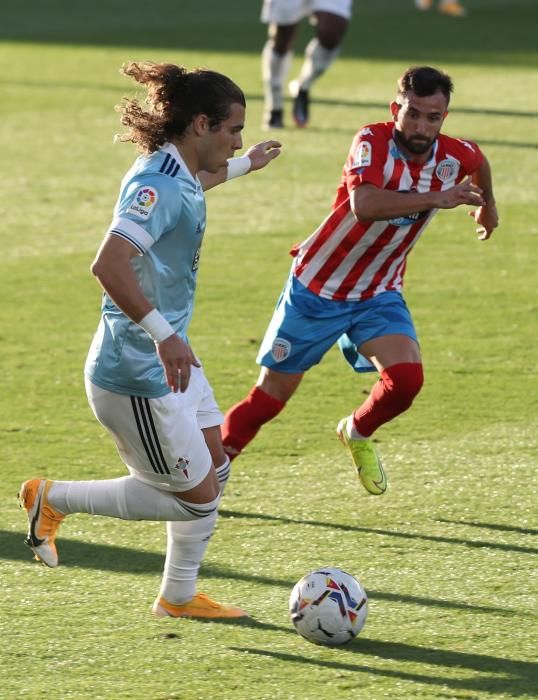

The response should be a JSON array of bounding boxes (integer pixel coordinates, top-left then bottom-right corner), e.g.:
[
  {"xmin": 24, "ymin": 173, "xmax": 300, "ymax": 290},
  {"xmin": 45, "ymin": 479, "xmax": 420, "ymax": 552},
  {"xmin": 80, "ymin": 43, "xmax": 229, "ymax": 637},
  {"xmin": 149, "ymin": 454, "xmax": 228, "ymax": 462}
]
[
  {"xmin": 226, "ymin": 155, "xmax": 251, "ymax": 180},
  {"xmin": 138, "ymin": 309, "xmax": 175, "ymax": 344}
]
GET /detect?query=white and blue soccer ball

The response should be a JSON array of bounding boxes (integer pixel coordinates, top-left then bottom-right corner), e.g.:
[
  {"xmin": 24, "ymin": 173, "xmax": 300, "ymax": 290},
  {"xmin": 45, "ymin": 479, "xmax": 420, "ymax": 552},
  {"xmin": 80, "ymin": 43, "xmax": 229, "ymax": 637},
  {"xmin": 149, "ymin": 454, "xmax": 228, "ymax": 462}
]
[{"xmin": 289, "ymin": 567, "xmax": 368, "ymax": 646}]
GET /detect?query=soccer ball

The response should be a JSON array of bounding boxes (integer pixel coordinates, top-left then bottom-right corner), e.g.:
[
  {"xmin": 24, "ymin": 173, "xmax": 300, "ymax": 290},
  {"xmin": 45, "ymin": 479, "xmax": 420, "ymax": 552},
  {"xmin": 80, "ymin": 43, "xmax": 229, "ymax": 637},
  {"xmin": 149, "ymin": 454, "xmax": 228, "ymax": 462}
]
[{"xmin": 289, "ymin": 567, "xmax": 368, "ymax": 646}]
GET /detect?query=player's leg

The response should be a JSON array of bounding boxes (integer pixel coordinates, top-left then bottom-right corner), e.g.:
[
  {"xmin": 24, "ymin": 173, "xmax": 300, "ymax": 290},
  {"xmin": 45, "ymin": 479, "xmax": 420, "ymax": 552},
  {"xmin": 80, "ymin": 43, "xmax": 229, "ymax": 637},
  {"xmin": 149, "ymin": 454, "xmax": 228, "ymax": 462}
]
[
  {"xmin": 262, "ymin": 23, "xmax": 297, "ymax": 128},
  {"xmin": 222, "ymin": 367, "xmax": 303, "ymax": 460},
  {"xmin": 153, "ymin": 382, "xmax": 246, "ymax": 619},
  {"xmin": 350, "ymin": 335, "xmax": 424, "ymax": 438},
  {"xmin": 289, "ymin": 3, "xmax": 351, "ymax": 126},
  {"xmin": 19, "ymin": 376, "xmax": 221, "ymax": 567},
  {"xmin": 261, "ymin": 0, "xmax": 305, "ymax": 128},
  {"xmin": 337, "ymin": 334, "xmax": 423, "ymax": 496},
  {"xmin": 336, "ymin": 293, "xmax": 424, "ymax": 495},
  {"xmin": 222, "ymin": 274, "xmax": 350, "ymax": 460}
]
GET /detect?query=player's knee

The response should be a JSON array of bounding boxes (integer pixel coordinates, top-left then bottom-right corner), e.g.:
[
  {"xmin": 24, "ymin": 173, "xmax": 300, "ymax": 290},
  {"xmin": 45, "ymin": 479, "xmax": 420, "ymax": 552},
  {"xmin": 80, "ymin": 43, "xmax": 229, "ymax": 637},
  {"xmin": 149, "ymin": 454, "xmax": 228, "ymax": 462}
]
[
  {"xmin": 175, "ymin": 492, "xmax": 219, "ymax": 519},
  {"xmin": 383, "ymin": 363, "xmax": 424, "ymax": 411}
]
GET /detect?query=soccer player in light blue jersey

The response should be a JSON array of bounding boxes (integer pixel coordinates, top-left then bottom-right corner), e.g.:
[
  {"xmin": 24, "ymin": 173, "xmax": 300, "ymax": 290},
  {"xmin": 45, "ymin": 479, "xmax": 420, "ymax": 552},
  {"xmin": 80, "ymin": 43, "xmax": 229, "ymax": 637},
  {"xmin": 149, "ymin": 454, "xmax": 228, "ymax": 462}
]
[{"xmin": 19, "ymin": 61, "xmax": 281, "ymax": 619}]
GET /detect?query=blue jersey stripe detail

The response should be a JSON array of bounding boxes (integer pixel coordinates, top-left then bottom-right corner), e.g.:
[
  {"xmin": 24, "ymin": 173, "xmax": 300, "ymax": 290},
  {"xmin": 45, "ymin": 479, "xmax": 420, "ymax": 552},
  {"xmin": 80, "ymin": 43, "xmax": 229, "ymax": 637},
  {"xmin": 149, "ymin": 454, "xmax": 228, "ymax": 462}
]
[
  {"xmin": 165, "ymin": 158, "xmax": 178, "ymax": 176},
  {"xmin": 159, "ymin": 153, "xmax": 171, "ymax": 173}
]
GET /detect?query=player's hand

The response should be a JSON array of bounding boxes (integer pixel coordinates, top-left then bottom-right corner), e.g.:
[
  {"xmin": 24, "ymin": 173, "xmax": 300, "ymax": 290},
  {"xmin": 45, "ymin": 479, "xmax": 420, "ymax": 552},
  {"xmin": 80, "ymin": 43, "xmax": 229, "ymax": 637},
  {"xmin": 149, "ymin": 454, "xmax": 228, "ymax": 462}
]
[
  {"xmin": 436, "ymin": 176, "xmax": 485, "ymax": 209},
  {"xmin": 156, "ymin": 335, "xmax": 200, "ymax": 393},
  {"xmin": 468, "ymin": 201, "xmax": 499, "ymax": 240},
  {"xmin": 244, "ymin": 140, "xmax": 282, "ymax": 172}
]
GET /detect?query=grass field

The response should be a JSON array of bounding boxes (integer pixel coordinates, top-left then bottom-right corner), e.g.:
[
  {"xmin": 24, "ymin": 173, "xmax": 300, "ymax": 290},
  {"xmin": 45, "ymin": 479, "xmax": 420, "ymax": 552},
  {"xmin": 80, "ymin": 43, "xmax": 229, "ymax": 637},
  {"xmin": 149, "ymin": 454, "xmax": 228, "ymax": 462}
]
[{"xmin": 1, "ymin": 1, "xmax": 537, "ymax": 698}]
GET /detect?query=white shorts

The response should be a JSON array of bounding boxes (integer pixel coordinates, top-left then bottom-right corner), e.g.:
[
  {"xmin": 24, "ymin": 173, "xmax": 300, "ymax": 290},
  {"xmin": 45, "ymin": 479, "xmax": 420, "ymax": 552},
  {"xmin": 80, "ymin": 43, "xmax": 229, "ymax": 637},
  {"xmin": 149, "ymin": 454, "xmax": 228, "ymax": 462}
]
[
  {"xmin": 261, "ymin": 0, "xmax": 353, "ymax": 25},
  {"xmin": 85, "ymin": 365, "xmax": 223, "ymax": 493}
]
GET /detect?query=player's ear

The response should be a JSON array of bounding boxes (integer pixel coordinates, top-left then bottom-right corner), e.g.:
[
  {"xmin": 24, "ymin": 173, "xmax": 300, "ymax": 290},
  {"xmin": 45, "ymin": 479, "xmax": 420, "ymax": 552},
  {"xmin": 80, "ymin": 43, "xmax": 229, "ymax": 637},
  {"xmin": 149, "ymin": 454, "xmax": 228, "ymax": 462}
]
[
  {"xmin": 390, "ymin": 101, "xmax": 401, "ymax": 121},
  {"xmin": 192, "ymin": 113, "xmax": 209, "ymax": 136}
]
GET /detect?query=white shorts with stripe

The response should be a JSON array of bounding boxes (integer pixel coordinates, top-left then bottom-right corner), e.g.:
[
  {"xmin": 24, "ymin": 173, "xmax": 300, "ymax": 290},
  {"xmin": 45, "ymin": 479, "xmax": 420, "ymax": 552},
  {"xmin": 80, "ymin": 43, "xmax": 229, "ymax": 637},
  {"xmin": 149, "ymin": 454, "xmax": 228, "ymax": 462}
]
[
  {"xmin": 85, "ymin": 366, "xmax": 223, "ymax": 494},
  {"xmin": 261, "ymin": 0, "xmax": 353, "ymax": 25}
]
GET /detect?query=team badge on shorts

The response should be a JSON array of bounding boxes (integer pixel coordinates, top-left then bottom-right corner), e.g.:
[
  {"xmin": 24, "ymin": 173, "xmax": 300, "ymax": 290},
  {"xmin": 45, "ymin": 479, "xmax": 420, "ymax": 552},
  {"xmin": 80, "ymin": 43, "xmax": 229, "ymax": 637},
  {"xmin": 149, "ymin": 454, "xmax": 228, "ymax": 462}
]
[
  {"xmin": 174, "ymin": 457, "xmax": 190, "ymax": 479},
  {"xmin": 271, "ymin": 337, "xmax": 291, "ymax": 363},
  {"xmin": 127, "ymin": 186, "xmax": 159, "ymax": 219},
  {"xmin": 435, "ymin": 159, "xmax": 459, "ymax": 183}
]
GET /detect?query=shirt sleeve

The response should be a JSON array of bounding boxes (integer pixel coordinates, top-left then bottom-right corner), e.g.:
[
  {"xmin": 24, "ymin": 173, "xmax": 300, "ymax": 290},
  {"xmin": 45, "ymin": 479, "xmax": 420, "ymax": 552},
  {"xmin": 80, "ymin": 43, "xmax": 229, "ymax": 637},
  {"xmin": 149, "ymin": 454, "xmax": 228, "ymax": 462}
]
[
  {"xmin": 107, "ymin": 174, "xmax": 181, "ymax": 254},
  {"xmin": 345, "ymin": 125, "xmax": 389, "ymax": 192},
  {"xmin": 454, "ymin": 139, "xmax": 484, "ymax": 179}
]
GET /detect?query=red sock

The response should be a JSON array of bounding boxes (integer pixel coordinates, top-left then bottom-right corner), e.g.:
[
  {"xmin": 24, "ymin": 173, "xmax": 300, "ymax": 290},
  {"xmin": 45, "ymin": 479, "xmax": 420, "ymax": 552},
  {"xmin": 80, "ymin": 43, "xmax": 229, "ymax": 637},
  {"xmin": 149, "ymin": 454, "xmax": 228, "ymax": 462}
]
[
  {"xmin": 221, "ymin": 386, "xmax": 286, "ymax": 460},
  {"xmin": 353, "ymin": 363, "xmax": 424, "ymax": 437}
]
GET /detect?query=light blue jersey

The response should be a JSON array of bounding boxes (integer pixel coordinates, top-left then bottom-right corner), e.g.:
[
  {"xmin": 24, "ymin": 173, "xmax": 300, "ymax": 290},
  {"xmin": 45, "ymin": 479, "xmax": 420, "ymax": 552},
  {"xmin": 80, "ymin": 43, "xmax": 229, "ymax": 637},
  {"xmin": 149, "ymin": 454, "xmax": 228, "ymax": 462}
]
[{"xmin": 85, "ymin": 143, "xmax": 206, "ymax": 398}]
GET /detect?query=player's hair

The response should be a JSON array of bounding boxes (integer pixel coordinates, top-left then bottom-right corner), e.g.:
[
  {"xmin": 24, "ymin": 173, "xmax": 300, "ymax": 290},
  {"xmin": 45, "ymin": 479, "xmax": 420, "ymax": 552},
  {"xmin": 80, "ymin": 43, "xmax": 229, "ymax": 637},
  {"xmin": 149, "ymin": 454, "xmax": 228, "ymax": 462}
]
[
  {"xmin": 116, "ymin": 61, "xmax": 245, "ymax": 153},
  {"xmin": 397, "ymin": 66, "xmax": 454, "ymax": 105}
]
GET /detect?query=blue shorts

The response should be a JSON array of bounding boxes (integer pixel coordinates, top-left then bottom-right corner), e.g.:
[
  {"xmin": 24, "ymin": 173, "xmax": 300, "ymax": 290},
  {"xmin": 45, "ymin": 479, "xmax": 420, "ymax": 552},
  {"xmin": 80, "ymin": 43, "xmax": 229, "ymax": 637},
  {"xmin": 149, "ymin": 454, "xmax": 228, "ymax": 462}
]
[{"xmin": 256, "ymin": 274, "xmax": 418, "ymax": 374}]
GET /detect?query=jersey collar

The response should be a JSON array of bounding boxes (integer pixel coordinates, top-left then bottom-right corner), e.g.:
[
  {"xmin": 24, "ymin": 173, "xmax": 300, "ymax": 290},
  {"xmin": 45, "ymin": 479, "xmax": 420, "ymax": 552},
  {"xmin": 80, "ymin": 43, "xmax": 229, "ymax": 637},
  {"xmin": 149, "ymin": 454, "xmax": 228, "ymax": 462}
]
[{"xmin": 161, "ymin": 142, "xmax": 199, "ymax": 185}]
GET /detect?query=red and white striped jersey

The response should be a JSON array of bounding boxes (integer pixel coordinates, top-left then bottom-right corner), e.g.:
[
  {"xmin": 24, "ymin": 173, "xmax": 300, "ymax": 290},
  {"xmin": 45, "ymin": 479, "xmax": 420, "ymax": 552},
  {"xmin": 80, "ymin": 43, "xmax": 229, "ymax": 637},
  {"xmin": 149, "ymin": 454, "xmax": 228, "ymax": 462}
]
[{"xmin": 292, "ymin": 121, "xmax": 484, "ymax": 301}]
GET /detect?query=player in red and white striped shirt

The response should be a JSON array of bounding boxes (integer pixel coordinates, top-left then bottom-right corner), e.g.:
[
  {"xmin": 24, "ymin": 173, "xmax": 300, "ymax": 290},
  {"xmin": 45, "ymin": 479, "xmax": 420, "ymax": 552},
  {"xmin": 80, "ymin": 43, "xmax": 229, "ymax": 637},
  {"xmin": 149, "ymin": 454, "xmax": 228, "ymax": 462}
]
[{"xmin": 222, "ymin": 66, "xmax": 498, "ymax": 495}]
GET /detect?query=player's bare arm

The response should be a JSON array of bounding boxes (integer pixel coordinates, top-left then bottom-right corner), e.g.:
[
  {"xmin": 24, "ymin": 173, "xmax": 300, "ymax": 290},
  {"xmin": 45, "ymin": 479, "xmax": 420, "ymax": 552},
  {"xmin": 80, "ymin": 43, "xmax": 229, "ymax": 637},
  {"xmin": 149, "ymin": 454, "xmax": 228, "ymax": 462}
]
[
  {"xmin": 91, "ymin": 234, "xmax": 198, "ymax": 393},
  {"xmin": 199, "ymin": 140, "xmax": 282, "ymax": 191},
  {"xmin": 469, "ymin": 156, "xmax": 498, "ymax": 240},
  {"xmin": 352, "ymin": 179, "xmax": 485, "ymax": 222}
]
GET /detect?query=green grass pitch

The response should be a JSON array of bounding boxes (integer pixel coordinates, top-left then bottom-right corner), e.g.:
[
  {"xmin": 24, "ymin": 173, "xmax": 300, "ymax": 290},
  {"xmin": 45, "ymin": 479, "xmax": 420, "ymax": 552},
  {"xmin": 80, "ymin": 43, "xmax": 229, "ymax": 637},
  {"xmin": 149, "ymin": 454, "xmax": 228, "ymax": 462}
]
[{"xmin": 1, "ymin": 1, "xmax": 537, "ymax": 698}]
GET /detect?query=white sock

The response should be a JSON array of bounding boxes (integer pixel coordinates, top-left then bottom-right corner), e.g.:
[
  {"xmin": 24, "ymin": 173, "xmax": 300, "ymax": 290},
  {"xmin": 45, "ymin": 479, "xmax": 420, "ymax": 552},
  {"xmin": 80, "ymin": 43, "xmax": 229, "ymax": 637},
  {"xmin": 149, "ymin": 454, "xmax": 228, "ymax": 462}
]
[
  {"xmin": 48, "ymin": 476, "xmax": 218, "ymax": 522},
  {"xmin": 347, "ymin": 415, "xmax": 367, "ymax": 440},
  {"xmin": 262, "ymin": 39, "xmax": 292, "ymax": 111},
  {"xmin": 158, "ymin": 457, "xmax": 232, "ymax": 604},
  {"xmin": 295, "ymin": 38, "xmax": 339, "ymax": 92}
]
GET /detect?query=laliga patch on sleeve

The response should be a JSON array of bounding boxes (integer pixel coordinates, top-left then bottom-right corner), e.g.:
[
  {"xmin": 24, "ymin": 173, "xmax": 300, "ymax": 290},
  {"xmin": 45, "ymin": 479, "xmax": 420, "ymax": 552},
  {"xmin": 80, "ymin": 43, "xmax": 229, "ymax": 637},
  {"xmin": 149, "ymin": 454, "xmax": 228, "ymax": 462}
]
[
  {"xmin": 352, "ymin": 141, "xmax": 372, "ymax": 168},
  {"xmin": 127, "ymin": 186, "xmax": 159, "ymax": 219}
]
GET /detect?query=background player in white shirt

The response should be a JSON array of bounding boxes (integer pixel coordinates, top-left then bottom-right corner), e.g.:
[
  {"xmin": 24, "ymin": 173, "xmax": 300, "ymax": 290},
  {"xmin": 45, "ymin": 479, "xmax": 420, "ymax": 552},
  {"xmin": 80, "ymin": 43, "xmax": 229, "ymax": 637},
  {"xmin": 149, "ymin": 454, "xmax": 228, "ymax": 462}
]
[
  {"xmin": 222, "ymin": 66, "xmax": 498, "ymax": 495},
  {"xmin": 261, "ymin": 0, "xmax": 352, "ymax": 128},
  {"xmin": 19, "ymin": 61, "xmax": 280, "ymax": 620}
]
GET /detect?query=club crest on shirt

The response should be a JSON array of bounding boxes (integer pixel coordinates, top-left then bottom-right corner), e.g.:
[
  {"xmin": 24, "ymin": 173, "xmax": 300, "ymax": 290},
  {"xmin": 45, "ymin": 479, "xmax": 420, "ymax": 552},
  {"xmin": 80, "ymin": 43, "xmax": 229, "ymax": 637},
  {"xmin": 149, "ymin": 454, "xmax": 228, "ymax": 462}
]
[
  {"xmin": 358, "ymin": 127, "xmax": 373, "ymax": 137},
  {"xmin": 271, "ymin": 337, "xmax": 291, "ymax": 363},
  {"xmin": 352, "ymin": 141, "xmax": 372, "ymax": 168},
  {"xmin": 435, "ymin": 158, "xmax": 459, "ymax": 183},
  {"xmin": 127, "ymin": 186, "xmax": 159, "ymax": 219}
]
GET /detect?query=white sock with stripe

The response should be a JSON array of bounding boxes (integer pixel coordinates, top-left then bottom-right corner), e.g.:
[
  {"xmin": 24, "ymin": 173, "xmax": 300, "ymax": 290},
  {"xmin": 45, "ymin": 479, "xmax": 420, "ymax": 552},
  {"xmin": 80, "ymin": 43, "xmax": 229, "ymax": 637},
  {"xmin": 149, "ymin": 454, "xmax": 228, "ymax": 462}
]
[
  {"xmin": 48, "ymin": 476, "xmax": 218, "ymax": 522},
  {"xmin": 159, "ymin": 457, "xmax": 231, "ymax": 605}
]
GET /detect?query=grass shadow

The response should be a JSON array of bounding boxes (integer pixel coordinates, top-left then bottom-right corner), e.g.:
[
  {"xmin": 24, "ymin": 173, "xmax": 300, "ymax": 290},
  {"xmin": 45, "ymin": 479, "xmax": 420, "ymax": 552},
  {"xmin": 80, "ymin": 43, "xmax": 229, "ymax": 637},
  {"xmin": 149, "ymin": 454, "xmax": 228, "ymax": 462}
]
[
  {"xmin": 0, "ymin": 530, "xmax": 523, "ymax": 617},
  {"xmin": 436, "ymin": 519, "xmax": 538, "ymax": 536},
  {"xmin": 230, "ymin": 643, "xmax": 538, "ymax": 697},
  {"xmin": 219, "ymin": 509, "xmax": 538, "ymax": 556}
]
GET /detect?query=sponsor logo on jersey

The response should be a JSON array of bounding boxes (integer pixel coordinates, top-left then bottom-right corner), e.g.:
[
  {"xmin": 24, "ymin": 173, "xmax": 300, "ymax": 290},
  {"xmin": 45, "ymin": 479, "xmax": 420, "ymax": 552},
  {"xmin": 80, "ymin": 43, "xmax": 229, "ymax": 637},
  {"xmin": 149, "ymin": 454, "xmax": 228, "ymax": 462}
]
[
  {"xmin": 352, "ymin": 141, "xmax": 372, "ymax": 168},
  {"xmin": 435, "ymin": 158, "xmax": 459, "ymax": 183},
  {"xmin": 127, "ymin": 186, "xmax": 158, "ymax": 219},
  {"xmin": 388, "ymin": 188, "xmax": 431, "ymax": 226},
  {"xmin": 271, "ymin": 337, "xmax": 291, "ymax": 363}
]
